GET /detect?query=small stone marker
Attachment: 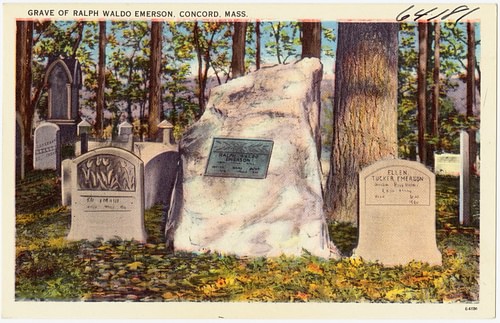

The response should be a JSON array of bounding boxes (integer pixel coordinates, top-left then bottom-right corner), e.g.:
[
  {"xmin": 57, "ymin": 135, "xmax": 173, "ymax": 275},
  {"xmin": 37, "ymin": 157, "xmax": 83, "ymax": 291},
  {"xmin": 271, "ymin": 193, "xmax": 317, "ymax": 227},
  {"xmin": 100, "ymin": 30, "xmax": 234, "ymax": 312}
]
[
  {"xmin": 205, "ymin": 137, "xmax": 273, "ymax": 179},
  {"xmin": 33, "ymin": 122, "xmax": 60, "ymax": 171},
  {"xmin": 67, "ymin": 147, "xmax": 147, "ymax": 242},
  {"xmin": 354, "ymin": 159, "xmax": 442, "ymax": 266}
]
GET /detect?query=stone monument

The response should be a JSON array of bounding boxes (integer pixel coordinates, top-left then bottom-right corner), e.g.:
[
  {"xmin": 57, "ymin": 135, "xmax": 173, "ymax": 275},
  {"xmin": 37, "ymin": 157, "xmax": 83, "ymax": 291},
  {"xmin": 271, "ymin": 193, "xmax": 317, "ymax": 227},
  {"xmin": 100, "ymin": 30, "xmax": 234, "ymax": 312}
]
[
  {"xmin": 44, "ymin": 57, "xmax": 82, "ymax": 145},
  {"xmin": 67, "ymin": 147, "xmax": 147, "ymax": 242},
  {"xmin": 354, "ymin": 159, "xmax": 442, "ymax": 266},
  {"xmin": 166, "ymin": 58, "xmax": 339, "ymax": 259}
]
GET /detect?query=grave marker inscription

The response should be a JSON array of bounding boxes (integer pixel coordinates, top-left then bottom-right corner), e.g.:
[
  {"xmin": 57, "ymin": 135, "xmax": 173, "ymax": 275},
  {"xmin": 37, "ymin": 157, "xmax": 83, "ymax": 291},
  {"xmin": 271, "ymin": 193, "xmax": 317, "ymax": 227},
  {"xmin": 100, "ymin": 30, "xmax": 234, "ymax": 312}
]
[
  {"xmin": 205, "ymin": 137, "xmax": 273, "ymax": 179},
  {"xmin": 354, "ymin": 159, "xmax": 442, "ymax": 266},
  {"xmin": 67, "ymin": 147, "xmax": 147, "ymax": 242}
]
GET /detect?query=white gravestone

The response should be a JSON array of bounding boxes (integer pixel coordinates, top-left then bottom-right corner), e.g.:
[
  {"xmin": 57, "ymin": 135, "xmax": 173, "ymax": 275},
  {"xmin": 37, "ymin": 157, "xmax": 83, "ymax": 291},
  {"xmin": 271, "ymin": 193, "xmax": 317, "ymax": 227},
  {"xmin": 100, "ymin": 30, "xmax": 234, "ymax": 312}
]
[
  {"xmin": 354, "ymin": 159, "xmax": 442, "ymax": 266},
  {"xmin": 67, "ymin": 147, "xmax": 147, "ymax": 242},
  {"xmin": 33, "ymin": 122, "xmax": 60, "ymax": 171}
]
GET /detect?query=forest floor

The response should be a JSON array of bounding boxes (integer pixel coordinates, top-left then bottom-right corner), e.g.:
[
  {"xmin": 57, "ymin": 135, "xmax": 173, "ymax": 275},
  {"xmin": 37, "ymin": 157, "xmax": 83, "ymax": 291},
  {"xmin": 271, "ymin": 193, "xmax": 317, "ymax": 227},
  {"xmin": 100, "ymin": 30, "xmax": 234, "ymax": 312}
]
[{"xmin": 14, "ymin": 170, "xmax": 480, "ymax": 302}]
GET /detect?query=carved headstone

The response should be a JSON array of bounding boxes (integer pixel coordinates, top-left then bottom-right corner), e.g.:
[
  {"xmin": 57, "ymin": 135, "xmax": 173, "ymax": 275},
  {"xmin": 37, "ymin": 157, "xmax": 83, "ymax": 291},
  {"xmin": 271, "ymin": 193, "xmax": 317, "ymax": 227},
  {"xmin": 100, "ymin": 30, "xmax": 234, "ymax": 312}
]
[
  {"xmin": 33, "ymin": 122, "xmax": 60, "ymax": 171},
  {"xmin": 354, "ymin": 159, "xmax": 442, "ymax": 266},
  {"xmin": 67, "ymin": 147, "xmax": 147, "ymax": 242},
  {"xmin": 167, "ymin": 58, "xmax": 339, "ymax": 258}
]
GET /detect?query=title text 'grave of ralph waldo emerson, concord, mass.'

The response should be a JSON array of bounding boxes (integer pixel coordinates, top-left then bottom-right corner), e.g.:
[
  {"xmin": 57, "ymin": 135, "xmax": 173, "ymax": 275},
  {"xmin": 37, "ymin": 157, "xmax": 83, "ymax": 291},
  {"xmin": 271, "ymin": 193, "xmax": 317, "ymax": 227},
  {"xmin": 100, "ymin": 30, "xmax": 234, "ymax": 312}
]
[{"xmin": 354, "ymin": 159, "xmax": 442, "ymax": 266}]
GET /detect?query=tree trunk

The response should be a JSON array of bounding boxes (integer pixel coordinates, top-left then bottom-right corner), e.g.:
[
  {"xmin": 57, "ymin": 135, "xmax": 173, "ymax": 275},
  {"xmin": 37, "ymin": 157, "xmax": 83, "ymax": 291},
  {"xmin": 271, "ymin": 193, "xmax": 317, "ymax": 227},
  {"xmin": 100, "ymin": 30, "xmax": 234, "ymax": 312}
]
[
  {"xmin": 431, "ymin": 23, "xmax": 441, "ymax": 157},
  {"xmin": 231, "ymin": 22, "xmax": 247, "ymax": 78},
  {"xmin": 467, "ymin": 22, "xmax": 477, "ymax": 174},
  {"xmin": 324, "ymin": 23, "xmax": 399, "ymax": 225},
  {"xmin": 193, "ymin": 22, "xmax": 206, "ymax": 115},
  {"xmin": 255, "ymin": 21, "xmax": 261, "ymax": 70},
  {"xmin": 301, "ymin": 21, "xmax": 321, "ymax": 58},
  {"xmin": 16, "ymin": 21, "xmax": 34, "ymax": 171},
  {"xmin": 417, "ymin": 22, "xmax": 428, "ymax": 165},
  {"xmin": 148, "ymin": 21, "xmax": 162, "ymax": 140},
  {"xmin": 96, "ymin": 21, "xmax": 106, "ymax": 137}
]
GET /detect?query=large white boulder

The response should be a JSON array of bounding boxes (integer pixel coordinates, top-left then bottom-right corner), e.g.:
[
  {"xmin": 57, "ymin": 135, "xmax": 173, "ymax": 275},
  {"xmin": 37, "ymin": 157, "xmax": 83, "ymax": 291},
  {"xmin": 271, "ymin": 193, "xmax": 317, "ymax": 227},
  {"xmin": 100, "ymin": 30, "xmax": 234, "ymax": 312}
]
[{"xmin": 166, "ymin": 58, "xmax": 340, "ymax": 259}]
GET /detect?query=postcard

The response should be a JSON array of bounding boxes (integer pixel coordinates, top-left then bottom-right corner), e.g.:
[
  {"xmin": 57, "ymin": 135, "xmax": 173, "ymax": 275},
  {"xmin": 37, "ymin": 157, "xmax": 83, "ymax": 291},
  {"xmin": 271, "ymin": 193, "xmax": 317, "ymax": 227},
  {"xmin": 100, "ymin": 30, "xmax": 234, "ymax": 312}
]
[{"xmin": 2, "ymin": 2, "xmax": 497, "ymax": 320}]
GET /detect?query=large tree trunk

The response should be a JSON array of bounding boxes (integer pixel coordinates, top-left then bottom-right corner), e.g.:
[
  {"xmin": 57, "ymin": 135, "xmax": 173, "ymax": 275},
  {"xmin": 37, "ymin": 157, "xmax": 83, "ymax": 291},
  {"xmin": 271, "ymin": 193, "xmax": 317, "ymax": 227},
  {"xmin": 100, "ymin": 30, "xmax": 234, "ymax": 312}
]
[
  {"xmin": 16, "ymin": 21, "xmax": 34, "ymax": 171},
  {"xmin": 417, "ymin": 22, "xmax": 428, "ymax": 165},
  {"xmin": 324, "ymin": 23, "xmax": 399, "ymax": 225},
  {"xmin": 231, "ymin": 22, "xmax": 247, "ymax": 78},
  {"xmin": 255, "ymin": 21, "xmax": 261, "ymax": 70},
  {"xmin": 467, "ymin": 22, "xmax": 477, "ymax": 174},
  {"xmin": 95, "ymin": 21, "xmax": 106, "ymax": 137},
  {"xmin": 148, "ymin": 21, "xmax": 162, "ymax": 140},
  {"xmin": 301, "ymin": 21, "xmax": 321, "ymax": 58}
]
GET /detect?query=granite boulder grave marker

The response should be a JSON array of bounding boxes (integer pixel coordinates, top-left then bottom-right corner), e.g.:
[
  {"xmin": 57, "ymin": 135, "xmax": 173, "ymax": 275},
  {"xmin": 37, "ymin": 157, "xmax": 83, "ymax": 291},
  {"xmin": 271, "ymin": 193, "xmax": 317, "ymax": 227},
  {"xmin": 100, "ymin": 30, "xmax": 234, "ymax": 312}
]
[
  {"xmin": 167, "ymin": 58, "xmax": 339, "ymax": 258},
  {"xmin": 354, "ymin": 159, "xmax": 442, "ymax": 266},
  {"xmin": 33, "ymin": 122, "xmax": 60, "ymax": 171},
  {"xmin": 67, "ymin": 147, "xmax": 147, "ymax": 242}
]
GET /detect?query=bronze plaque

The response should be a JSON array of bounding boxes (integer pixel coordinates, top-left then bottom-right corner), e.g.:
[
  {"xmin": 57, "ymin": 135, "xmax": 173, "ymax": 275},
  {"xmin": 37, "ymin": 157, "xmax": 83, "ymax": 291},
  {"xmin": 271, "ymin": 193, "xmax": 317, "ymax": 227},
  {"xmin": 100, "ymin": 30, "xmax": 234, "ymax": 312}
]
[{"xmin": 205, "ymin": 137, "xmax": 273, "ymax": 179}]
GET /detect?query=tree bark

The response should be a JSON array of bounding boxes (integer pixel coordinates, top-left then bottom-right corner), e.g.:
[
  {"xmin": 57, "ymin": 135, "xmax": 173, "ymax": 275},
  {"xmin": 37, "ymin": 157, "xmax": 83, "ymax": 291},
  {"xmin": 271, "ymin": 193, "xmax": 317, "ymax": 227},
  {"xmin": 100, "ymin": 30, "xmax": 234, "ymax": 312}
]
[
  {"xmin": 467, "ymin": 22, "xmax": 477, "ymax": 174},
  {"xmin": 231, "ymin": 22, "xmax": 247, "ymax": 78},
  {"xmin": 301, "ymin": 21, "xmax": 321, "ymax": 58},
  {"xmin": 431, "ymin": 23, "xmax": 441, "ymax": 156},
  {"xmin": 324, "ymin": 23, "xmax": 399, "ymax": 225},
  {"xmin": 255, "ymin": 21, "xmax": 261, "ymax": 70},
  {"xmin": 96, "ymin": 21, "xmax": 106, "ymax": 137},
  {"xmin": 417, "ymin": 22, "xmax": 428, "ymax": 165},
  {"xmin": 148, "ymin": 21, "xmax": 163, "ymax": 140},
  {"xmin": 16, "ymin": 21, "xmax": 34, "ymax": 171}
]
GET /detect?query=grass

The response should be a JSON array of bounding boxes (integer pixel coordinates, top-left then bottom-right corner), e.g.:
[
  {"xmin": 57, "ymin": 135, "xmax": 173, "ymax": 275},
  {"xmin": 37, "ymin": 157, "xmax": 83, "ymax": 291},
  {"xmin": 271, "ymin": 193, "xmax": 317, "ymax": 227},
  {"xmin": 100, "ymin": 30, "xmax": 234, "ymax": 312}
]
[{"xmin": 14, "ymin": 170, "xmax": 480, "ymax": 302}]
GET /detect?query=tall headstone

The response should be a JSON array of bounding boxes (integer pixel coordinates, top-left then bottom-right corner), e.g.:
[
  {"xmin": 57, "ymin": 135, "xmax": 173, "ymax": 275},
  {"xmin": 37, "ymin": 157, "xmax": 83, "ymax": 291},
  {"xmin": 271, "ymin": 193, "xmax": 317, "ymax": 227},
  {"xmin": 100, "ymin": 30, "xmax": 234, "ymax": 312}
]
[
  {"xmin": 67, "ymin": 147, "xmax": 147, "ymax": 242},
  {"xmin": 33, "ymin": 122, "xmax": 60, "ymax": 171},
  {"xmin": 45, "ymin": 57, "xmax": 82, "ymax": 145},
  {"xmin": 166, "ymin": 58, "xmax": 339, "ymax": 258},
  {"xmin": 354, "ymin": 159, "xmax": 442, "ymax": 266},
  {"xmin": 16, "ymin": 112, "xmax": 25, "ymax": 180}
]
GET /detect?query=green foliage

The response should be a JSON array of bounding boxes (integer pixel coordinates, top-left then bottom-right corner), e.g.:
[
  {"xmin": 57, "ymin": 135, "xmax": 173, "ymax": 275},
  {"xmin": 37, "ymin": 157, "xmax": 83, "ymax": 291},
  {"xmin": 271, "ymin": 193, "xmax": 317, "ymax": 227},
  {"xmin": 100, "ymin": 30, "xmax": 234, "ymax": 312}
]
[
  {"xmin": 263, "ymin": 22, "xmax": 301, "ymax": 64},
  {"xmin": 397, "ymin": 22, "xmax": 480, "ymax": 159},
  {"xmin": 15, "ymin": 171, "xmax": 479, "ymax": 303}
]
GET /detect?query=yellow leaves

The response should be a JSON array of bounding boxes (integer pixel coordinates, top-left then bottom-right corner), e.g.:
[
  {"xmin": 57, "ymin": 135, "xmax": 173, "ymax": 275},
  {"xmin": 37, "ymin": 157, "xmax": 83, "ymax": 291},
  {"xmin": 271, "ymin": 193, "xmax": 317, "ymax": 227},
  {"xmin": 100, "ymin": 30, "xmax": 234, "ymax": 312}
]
[
  {"xmin": 306, "ymin": 263, "xmax": 324, "ymax": 275},
  {"xmin": 384, "ymin": 288, "xmax": 407, "ymax": 302},
  {"xmin": 200, "ymin": 276, "xmax": 236, "ymax": 296},
  {"xmin": 126, "ymin": 261, "xmax": 143, "ymax": 270},
  {"xmin": 294, "ymin": 291, "xmax": 309, "ymax": 302},
  {"xmin": 47, "ymin": 237, "xmax": 68, "ymax": 249}
]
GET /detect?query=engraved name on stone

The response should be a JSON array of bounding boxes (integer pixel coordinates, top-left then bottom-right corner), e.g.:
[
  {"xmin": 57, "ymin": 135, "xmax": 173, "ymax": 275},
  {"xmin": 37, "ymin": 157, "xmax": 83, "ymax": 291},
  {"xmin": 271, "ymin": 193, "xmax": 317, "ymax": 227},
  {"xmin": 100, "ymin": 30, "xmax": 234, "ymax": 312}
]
[
  {"xmin": 205, "ymin": 137, "xmax": 273, "ymax": 179},
  {"xmin": 364, "ymin": 166, "xmax": 431, "ymax": 206}
]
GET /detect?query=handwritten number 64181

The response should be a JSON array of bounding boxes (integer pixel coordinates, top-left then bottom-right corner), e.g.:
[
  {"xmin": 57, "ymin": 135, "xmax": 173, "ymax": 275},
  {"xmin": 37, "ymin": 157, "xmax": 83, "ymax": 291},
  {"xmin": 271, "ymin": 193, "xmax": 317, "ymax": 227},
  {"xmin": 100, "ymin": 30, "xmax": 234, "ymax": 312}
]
[{"xmin": 396, "ymin": 5, "xmax": 480, "ymax": 24}]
